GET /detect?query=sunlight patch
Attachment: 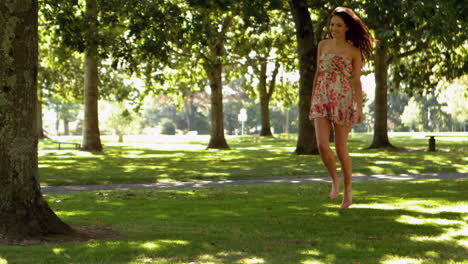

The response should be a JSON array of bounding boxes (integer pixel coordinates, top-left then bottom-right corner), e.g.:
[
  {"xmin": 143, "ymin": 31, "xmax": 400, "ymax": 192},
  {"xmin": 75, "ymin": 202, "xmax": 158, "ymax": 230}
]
[
  {"xmin": 0, "ymin": 257, "xmax": 7, "ymax": 264},
  {"xmin": 336, "ymin": 242, "xmax": 355, "ymax": 250},
  {"xmin": 398, "ymin": 202, "xmax": 467, "ymax": 214},
  {"xmin": 382, "ymin": 255, "xmax": 422, "ymax": 264},
  {"xmin": 301, "ymin": 249, "xmax": 321, "ymax": 256},
  {"xmin": 352, "ymin": 204, "xmax": 400, "ymax": 210},
  {"xmin": 244, "ymin": 147, "xmax": 261, "ymax": 150},
  {"xmin": 323, "ymin": 211, "xmax": 339, "ymax": 217},
  {"xmin": 159, "ymin": 239, "xmax": 189, "ymax": 245},
  {"xmin": 55, "ymin": 210, "xmax": 91, "ymax": 217},
  {"xmin": 239, "ymin": 257, "xmax": 265, "ymax": 263},
  {"xmin": 52, "ymin": 248, "xmax": 65, "ymax": 254},
  {"xmin": 142, "ymin": 242, "xmax": 160, "ymax": 249},
  {"xmin": 194, "ymin": 254, "xmax": 219, "ymax": 263},
  {"xmin": 410, "ymin": 226, "xmax": 468, "ymax": 248},
  {"xmin": 302, "ymin": 260, "xmax": 325, "ymax": 264},
  {"xmin": 397, "ymin": 215, "xmax": 464, "ymax": 226}
]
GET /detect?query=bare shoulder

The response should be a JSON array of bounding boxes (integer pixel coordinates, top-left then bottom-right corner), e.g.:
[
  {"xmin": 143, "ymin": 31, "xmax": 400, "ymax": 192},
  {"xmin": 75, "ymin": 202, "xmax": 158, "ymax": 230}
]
[
  {"xmin": 318, "ymin": 39, "xmax": 332, "ymax": 49},
  {"xmin": 349, "ymin": 45, "xmax": 362, "ymax": 62}
]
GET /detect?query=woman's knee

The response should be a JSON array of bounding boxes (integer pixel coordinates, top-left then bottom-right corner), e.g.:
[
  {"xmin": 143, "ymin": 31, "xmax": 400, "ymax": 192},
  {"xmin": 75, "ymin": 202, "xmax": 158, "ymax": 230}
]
[
  {"xmin": 317, "ymin": 141, "xmax": 331, "ymax": 154},
  {"xmin": 335, "ymin": 147, "xmax": 349, "ymax": 160}
]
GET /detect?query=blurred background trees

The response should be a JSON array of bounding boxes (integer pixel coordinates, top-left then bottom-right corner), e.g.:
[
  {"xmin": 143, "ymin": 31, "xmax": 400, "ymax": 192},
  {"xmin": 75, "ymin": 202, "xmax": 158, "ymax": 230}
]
[{"xmin": 37, "ymin": 0, "xmax": 467, "ymax": 151}]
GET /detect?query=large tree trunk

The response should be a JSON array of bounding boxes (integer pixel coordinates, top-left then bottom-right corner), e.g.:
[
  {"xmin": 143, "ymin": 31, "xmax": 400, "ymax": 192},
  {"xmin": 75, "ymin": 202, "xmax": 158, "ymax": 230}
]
[
  {"xmin": 369, "ymin": 42, "xmax": 395, "ymax": 149},
  {"xmin": 0, "ymin": 0, "xmax": 74, "ymax": 243},
  {"xmin": 82, "ymin": 0, "xmax": 103, "ymax": 152},
  {"xmin": 289, "ymin": 0, "xmax": 319, "ymax": 155},
  {"xmin": 205, "ymin": 61, "xmax": 230, "ymax": 149}
]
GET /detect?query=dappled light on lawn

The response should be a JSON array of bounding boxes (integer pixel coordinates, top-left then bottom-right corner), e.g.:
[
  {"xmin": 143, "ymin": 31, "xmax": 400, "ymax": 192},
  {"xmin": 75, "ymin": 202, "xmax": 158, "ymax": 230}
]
[
  {"xmin": 381, "ymin": 256, "xmax": 423, "ymax": 264},
  {"xmin": 38, "ymin": 133, "xmax": 467, "ymax": 186},
  {"xmin": 301, "ymin": 260, "xmax": 325, "ymax": 264},
  {"xmin": 240, "ymin": 257, "xmax": 265, "ymax": 263},
  {"xmin": 0, "ymin": 258, "xmax": 7, "ymax": 264},
  {"xmin": 397, "ymin": 215, "xmax": 468, "ymax": 248},
  {"xmin": 141, "ymin": 240, "xmax": 190, "ymax": 250}
]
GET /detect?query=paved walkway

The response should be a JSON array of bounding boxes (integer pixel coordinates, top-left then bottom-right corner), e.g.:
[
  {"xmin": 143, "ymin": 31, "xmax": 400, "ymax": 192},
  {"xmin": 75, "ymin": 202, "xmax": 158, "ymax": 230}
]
[{"xmin": 41, "ymin": 172, "xmax": 468, "ymax": 194}]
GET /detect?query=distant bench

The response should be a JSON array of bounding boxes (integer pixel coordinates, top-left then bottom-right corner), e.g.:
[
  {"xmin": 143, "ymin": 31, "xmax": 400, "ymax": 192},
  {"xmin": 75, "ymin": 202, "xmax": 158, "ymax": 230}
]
[{"xmin": 53, "ymin": 141, "xmax": 81, "ymax": 150}]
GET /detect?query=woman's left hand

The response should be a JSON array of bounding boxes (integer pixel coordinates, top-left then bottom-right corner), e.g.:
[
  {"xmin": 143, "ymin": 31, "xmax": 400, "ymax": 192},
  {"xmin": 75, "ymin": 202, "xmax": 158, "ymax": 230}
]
[{"xmin": 356, "ymin": 110, "xmax": 364, "ymax": 124}]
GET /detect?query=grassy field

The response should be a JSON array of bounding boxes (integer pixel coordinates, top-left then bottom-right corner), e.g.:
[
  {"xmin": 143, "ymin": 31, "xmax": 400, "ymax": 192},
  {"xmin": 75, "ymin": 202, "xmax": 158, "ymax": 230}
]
[
  {"xmin": 0, "ymin": 179, "xmax": 466, "ymax": 264},
  {"xmin": 38, "ymin": 133, "xmax": 468, "ymax": 186}
]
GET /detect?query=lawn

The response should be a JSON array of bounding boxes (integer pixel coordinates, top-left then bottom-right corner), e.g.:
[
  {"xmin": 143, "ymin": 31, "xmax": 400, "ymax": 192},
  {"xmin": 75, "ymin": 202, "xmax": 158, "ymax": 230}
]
[
  {"xmin": 38, "ymin": 133, "xmax": 468, "ymax": 186},
  {"xmin": 0, "ymin": 179, "xmax": 466, "ymax": 264}
]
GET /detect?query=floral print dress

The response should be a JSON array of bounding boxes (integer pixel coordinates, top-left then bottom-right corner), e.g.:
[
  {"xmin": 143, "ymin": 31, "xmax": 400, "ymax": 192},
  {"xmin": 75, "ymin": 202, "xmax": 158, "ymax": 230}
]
[{"xmin": 309, "ymin": 53, "xmax": 361, "ymax": 126}]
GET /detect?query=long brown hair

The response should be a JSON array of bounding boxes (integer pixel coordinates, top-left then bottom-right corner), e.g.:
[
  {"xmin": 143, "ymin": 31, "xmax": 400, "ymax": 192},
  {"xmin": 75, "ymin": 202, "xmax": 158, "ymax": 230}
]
[{"xmin": 329, "ymin": 7, "xmax": 375, "ymax": 62}]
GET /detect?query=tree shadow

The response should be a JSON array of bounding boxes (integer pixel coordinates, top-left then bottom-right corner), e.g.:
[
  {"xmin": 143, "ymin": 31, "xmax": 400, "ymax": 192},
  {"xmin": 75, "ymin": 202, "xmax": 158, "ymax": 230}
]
[{"xmin": 1, "ymin": 181, "xmax": 466, "ymax": 263}]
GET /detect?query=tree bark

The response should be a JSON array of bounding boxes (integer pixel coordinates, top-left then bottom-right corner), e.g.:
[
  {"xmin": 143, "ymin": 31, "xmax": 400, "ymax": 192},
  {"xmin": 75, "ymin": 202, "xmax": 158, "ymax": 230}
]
[
  {"xmin": 205, "ymin": 60, "xmax": 230, "ymax": 149},
  {"xmin": 289, "ymin": 0, "xmax": 319, "ymax": 155},
  {"xmin": 204, "ymin": 32, "xmax": 230, "ymax": 149},
  {"xmin": 258, "ymin": 60, "xmax": 280, "ymax": 137},
  {"xmin": 369, "ymin": 42, "xmax": 395, "ymax": 148},
  {"xmin": 258, "ymin": 61, "xmax": 273, "ymax": 136},
  {"xmin": 0, "ymin": 0, "xmax": 74, "ymax": 243},
  {"xmin": 64, "ymin": 119, "xmax": 70, "ymax": 135},
  {"xmin": 82, "ymin": 0, "xmax": 103, "ymax": 152}
]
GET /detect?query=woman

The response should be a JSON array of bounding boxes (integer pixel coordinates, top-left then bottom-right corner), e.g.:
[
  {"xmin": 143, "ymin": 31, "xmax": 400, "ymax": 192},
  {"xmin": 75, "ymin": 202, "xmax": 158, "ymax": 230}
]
[{"xmin": 309, "ymin": 7, "xmax": 374, "ymax": 209}]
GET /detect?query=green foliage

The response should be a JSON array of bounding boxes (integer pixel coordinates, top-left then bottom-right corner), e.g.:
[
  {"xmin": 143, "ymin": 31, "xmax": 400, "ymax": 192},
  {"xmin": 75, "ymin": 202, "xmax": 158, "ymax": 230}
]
[
  {"xmin": 359, "ymin": 0, "xmax": 467, "ymax": 94},
  {"xmin": 100, "ymin": 102, "xmax": 142, "ymax": 135},
  {"xmin": 160, "ymin": 118, "xmax": 176, "ymax": 135},
  {"xmin": 438, "ymin": 77, "xmax": 468, "ymax": 125}
]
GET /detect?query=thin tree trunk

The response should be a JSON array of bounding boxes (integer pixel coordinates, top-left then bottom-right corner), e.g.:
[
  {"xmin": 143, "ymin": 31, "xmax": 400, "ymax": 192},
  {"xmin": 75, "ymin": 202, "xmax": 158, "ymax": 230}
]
[
  {"xmin": 64, "ymin": 119, "xmax": 70, "ymax": 135},
  {"xmin": 258, "ymin": 60, "xmax": 280, "ymax": 137},
  {"xmin": 0, "ymin": 0, "xmax": 73, "ymax": 243},
  {"xmin": 259, "ymin": 60, "xmax": 273, "ymax": 136},
  {"xmin": 205, "ymin": 61, "xmax": 230, "ymax": 149},
  {"xmin": 183, "ymin": 97, "xmax": 194, "ymax": 131},
  {"xmin": 82, "ymin": 0, "xmax": 102, "ymax": 152},
  {"xmin": 369, "ymin": 42, "xmax": 395, "ymax": 149},
  {"xmin": 289, "ymin": 0, "xmax": 319, "ymax": 155}
]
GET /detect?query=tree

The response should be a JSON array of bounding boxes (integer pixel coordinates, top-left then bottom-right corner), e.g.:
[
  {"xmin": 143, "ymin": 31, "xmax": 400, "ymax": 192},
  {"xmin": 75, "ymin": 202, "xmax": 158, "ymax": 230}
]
[
  {"xmin": 401, "ymin": 98, "xmax": 422, "ymax": 131},
  {"xmin": 81, "ymin": 0, "xmax": 103, "ymax": 151},
  {"xmin": 358, "ymin": 0, "xmax": 467, "ymax": 148},
  {"xmin": 127, "ymin": 0, "xmax": 284, "ymax": 148},
  {"xmin": 287, "ymin": 0, "xmax": 321, "ymax": 154},
  {"xmin": 42, "ymin": 0, "xmax": 135, "ymax": 151},
  {"xmin": 235, "ymin": 8, "xmax": 297, "ymax": 137},
  {"xmin": 0, "ymin": 0, "xmax": 73, "ymax": 242},
  {"xmin": 438, "ymin": 77, "xmax": 468, "ymax": 131}
]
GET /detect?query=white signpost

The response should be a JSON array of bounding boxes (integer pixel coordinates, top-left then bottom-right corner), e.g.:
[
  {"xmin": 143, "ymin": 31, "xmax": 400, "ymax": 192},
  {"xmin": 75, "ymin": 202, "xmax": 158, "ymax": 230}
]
[{"xmin": 238, "ymin": 108, "xmax": 247, "ymax": 135}]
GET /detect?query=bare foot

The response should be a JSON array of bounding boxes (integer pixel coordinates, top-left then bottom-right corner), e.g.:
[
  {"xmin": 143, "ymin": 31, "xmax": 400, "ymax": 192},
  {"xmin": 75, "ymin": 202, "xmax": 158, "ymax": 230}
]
[
  {"xmin": 340, "ymin": 190, "xmax": 353, "ymax": 209},
  {"xmin": 329, "ymin": 179, "xmax": 341, "ymax": 199}
]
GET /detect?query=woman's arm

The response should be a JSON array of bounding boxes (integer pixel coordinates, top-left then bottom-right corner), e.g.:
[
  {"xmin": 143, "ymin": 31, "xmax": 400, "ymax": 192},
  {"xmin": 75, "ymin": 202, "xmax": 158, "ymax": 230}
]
[
  {"xmin": 312, "ymin": 40, "xmax": 326, "ymax": 98},
  {"xmin": 352, "ymin": 49, "xmax": 364, "ymax": 123}
]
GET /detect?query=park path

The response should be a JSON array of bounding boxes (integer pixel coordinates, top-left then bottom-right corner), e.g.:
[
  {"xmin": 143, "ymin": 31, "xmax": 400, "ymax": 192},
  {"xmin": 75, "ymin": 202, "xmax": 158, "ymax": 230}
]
[{"xmin": 41, "ymin": 172, "xmax": 468, "ymax": 194}]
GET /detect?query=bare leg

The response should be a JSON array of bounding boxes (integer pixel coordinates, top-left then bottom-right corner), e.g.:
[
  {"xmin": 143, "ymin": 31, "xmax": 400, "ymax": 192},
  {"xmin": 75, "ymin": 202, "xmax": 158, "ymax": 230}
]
[
  {"xmin": 314, "ymin": 118, "xmax": 341, "ymax": 199},
  {"xmin": 334, "ymin": 123, "xmax": 352, "ymax": 209}
]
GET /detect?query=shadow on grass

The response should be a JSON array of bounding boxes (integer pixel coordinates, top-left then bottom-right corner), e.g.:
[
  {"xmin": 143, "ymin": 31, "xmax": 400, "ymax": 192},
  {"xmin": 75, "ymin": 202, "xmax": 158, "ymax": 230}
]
[
  {"xmin": 1, "ymin": 180, "xmax": 466, "ymax": 263},
  {"xmin": 39, "ymin": 136, "xmax": 467, "ymax": 186}
]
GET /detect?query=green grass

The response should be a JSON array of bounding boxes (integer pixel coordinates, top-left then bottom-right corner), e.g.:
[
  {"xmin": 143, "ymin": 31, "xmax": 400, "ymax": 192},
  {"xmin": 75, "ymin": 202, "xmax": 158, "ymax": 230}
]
[
  {"xmin": 38, "ymin": 133, "xmax": 468, "ymax": 186},
  {"xmin": 1, "ymin": 179, "xmax": 466, "ymax": 264}
]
